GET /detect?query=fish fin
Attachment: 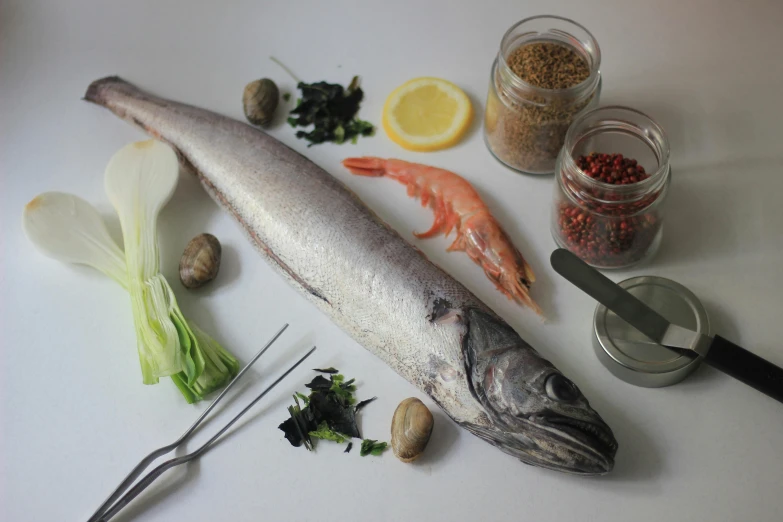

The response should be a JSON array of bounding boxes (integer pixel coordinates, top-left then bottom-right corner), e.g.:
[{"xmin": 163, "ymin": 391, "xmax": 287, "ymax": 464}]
[
  {"xmin": 428, "ymin": 298, "xmax": 461, "ymax": 324},
  {"xmin": 438, "ymin": 364, "xmax": 459, "ymax": 382},
  {"xmin": 433, "ymin": 309, "xmax": 461, "ymax": 324}
]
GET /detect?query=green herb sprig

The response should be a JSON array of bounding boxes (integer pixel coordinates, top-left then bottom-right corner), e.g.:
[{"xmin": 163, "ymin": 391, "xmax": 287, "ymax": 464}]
[{"xmin": 360, "ymin": 439, "xmax": 388, "ymax": 457}]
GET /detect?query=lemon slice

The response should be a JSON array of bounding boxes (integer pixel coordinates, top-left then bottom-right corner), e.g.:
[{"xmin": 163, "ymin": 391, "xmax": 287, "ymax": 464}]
[{"xmin": 382, "ymin": 77, "xmax": 473, "ymax": 152}]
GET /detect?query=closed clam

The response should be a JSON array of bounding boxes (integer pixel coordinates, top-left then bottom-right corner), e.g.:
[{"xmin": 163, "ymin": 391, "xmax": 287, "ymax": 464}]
[
  {"xmin": 179, "ymin": 233, "xmax": 222, "ymax": 289},
  {"xmin": 243, "ymin": 78, "xmax": 279, "ymax": 127},
  {"xmin": 391, "ymin": 397, "xmax": 434, "ymax": 463}
]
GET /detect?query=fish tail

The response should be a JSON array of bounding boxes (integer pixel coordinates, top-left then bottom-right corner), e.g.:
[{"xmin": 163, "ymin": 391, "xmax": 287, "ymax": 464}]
[
  {"xmin": 83, "ymin": 75, "xmax": 129, "ymax": 105},
  {"xmin": 83, "ymin": 76, "xmax": 164, "ymax": 139},
  {"xmin": 342, "ymin": 157, "xmax": 387, "ymax": 177}
]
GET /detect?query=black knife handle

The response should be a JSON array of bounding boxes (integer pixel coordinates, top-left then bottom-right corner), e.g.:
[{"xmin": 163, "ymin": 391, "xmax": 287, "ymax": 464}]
[{"xmin": 705, "ymin": 335, "xmax": 783, "ymax": 404}]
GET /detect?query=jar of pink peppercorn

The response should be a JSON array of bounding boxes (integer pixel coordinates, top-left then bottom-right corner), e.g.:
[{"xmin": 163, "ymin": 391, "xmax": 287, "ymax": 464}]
[{"xmin": 551, "ymin": 106, "xmax": 672, "ymax": 268}]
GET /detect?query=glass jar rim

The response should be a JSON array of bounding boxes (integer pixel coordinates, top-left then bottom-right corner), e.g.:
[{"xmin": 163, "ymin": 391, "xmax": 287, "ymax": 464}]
[
  {"xmin": 561, "ymin": 105, "xmax": 671, "ymax": 193},
  {"xmin": 497, "ymin": 15, "xmax": 602, "ymax": 98}
]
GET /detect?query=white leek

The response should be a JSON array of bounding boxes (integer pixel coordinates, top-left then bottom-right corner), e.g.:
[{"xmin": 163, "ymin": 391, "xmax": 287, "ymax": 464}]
[
  {"xmin": 22, "ymin": 192, "xmax": 128, "ymax": 286},
  {"xmin": 105, "ymin": 139, "xmax": 183, "ymax": 382},
  {"xmin": 22, "ymin": 141, "xmax": 239, "ymax": 403}
]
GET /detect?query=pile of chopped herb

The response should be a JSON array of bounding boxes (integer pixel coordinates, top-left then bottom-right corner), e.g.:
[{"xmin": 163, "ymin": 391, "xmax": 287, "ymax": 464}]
[
  {"xmin": 278, "ymin": 367, "xmax": 387, "ymax": 456},
  {"xmin": 287, "ymin": 77, "xmax": 375, "ymax": 146}
]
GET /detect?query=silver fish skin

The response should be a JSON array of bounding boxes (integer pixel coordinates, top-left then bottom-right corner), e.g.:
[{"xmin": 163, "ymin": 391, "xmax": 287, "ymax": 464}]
[{"xmin": 85, "ymin": 77, "xmax": 618, "ymax": 475}]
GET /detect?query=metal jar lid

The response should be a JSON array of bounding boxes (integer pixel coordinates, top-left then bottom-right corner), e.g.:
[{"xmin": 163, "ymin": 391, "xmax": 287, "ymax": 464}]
[{"xmin": 592, "ymin": 276, "xmax": 710, "ymax": 388}]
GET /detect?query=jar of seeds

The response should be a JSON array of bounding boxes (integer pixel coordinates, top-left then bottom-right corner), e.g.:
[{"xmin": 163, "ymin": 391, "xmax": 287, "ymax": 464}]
[{"xmin": 484, "ymin": 16, "xmax": 602, "ymax": 174}]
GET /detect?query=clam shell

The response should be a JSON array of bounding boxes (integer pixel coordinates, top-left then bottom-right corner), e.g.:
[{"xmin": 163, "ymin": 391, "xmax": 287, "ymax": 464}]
[
  {"xmin": 179, "ymin": 233, "xmax": 222, "ymax": 289},
  {"xmin": 243, "ymin": 78, "xmax": 279, "ymax": 127},
  {"xmin": 391, "ymin": 397, "xmax": 434, "ymax": 463}
]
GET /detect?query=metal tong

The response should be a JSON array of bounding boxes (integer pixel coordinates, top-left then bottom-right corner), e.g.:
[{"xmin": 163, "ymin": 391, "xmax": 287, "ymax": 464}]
[{"xmin": 88, "ymin": 323, "xmax": 315, "ymax": 521}]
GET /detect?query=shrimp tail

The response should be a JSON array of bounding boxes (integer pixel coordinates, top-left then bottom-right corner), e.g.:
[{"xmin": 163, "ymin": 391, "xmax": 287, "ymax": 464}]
[{"xmin": 342, "ymin": 157, "xmax": 387, "ymax": 177}]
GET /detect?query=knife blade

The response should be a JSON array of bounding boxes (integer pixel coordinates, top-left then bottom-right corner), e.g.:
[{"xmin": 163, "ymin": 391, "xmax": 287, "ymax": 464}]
[
  {"xmin": 551, "ymin": 248, "xmax": 783, "ymax": 404},
  {"xmin": 550, "ymin": 249, "xmax": 712, "ymax": 355}
]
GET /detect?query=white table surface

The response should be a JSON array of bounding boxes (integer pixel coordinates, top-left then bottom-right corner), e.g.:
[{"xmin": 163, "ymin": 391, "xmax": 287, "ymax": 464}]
[{"xmin": 2, "ymin": 0, "xmax": 783, "ymax": 520}]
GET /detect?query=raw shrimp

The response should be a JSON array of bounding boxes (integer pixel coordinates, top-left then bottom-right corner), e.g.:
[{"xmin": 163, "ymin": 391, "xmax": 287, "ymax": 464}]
[{"xmin": 343, "ymin": 157, "xmax": 541, "ymax": 315}]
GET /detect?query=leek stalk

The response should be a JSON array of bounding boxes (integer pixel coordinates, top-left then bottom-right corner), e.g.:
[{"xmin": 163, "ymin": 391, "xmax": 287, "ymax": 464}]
[{"xmin": 23, "ymin": 141, "xmax": 239, "ymax": 402}]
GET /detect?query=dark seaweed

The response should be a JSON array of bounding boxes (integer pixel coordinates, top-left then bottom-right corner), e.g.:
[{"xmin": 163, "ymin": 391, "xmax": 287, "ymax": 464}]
[
  {"xmin": 354, "ymin": 397, "xmax": 377, "ymax": 414},
  {"xmin": 344, "ymin": 442, "xmax": 353, "ymax": 453},
  {"xmin": 305, "ymin": 375, "xmax": 332, "ymax": 392},
  {"xmin": 287, "ymin": 76, "xmax": 375, "ymax": 146},
  {"xmin": 278, "ymin": 396, "xmax": 316, "ymax": 450},
  {"xmin": 309, "ymin": 391, "xmax": 360, "ymax": 438},
  {"xmin": 278, "ymin": 369, "xmax": 383, "ymax": 453},
  {"xmin": 313, "ymin": 367, "xmax": 339, "ymax": 374}
]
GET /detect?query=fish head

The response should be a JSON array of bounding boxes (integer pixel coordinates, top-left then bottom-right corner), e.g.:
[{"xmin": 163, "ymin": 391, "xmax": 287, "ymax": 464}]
[{"xmin": 462, "ymin": 308, "xmax": 618, "ymax": 475}]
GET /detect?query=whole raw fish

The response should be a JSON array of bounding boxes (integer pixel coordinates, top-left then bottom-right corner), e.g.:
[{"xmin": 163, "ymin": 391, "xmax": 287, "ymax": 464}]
[{"xmin": 85, "ymin": 77, "xmax": 617, "ymax": 475}]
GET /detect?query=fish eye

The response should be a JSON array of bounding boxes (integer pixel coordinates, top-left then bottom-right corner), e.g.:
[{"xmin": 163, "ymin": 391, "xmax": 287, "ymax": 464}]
[{"xmin": 545, "ymin": 373, "xmax": 580, "ymax": 402}]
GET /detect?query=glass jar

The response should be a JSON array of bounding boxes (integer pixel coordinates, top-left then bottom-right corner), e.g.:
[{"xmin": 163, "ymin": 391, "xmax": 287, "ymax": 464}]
[
  {"xmin": 484, "ymin": 15, "xmax": 602, "ymax": 175},
  {"xmin": 551, "ymin": 106, "xmax": 671, "ymax": 269}
]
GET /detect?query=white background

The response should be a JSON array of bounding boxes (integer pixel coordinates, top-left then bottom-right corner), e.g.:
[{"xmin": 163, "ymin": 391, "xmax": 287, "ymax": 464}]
[{"xmin": 2, "ymin": 0, "xmax": 782, "ymax": 521}]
